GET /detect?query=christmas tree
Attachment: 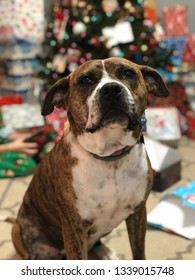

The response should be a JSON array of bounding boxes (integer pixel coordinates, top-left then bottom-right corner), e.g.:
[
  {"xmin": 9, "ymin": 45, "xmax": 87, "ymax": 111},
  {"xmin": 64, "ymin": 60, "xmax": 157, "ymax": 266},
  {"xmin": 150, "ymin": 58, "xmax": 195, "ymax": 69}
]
[{"xmin": 38, "ymin": 0, "xmax": 172, "ymax": 90}]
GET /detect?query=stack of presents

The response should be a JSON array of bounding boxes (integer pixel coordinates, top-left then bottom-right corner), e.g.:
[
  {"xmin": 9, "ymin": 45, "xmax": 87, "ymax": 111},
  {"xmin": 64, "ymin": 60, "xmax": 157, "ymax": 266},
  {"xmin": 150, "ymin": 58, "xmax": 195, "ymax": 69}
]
[
  {"xmin": 0, "ymin": 0, "xmax": 67, "ymax": 141},
  {"xmin": 0, "ymin": 0, "xmax": 44, "ymax": 100},
  {"xmin": 144, "ymin": 4, "xmax": 195, "ymax": 192},
  {"xmin": 0, "ymin": 0, "xmax": 60, "ymax": 177}
]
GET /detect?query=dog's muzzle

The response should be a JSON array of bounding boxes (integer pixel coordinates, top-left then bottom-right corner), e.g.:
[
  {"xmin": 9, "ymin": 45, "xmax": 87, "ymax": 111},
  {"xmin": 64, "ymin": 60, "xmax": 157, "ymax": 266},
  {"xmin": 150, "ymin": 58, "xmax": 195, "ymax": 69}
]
[
  {"xmin": 98, "ymin": 82, "xmax": 138, "ymax": 129},
  {"xmin": 85, "ymin": 82, "xmax": 142, "ymax": 133}
]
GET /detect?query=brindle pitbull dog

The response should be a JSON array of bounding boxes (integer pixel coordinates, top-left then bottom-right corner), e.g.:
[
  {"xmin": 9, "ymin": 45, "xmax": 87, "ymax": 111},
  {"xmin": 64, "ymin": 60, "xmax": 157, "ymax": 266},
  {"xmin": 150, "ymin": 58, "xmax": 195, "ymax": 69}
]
[{"xmin": 12, "ymin": 58, "xmax": 169, "ymax": 260}]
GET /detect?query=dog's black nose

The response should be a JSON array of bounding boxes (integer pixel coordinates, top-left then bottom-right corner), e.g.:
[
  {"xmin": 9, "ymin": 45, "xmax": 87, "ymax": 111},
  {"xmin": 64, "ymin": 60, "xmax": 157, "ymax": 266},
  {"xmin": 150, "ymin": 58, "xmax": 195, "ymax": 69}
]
[{"xmin": 100, "ymin": 82, "xmax": 123, "ymax": 96}]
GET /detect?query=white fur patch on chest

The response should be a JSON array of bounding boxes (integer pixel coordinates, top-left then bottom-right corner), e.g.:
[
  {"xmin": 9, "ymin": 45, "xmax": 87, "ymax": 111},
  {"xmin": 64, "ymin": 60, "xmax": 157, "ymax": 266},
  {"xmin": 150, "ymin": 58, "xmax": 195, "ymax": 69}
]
[{"xmin": 67, "ymin": 131, "xmax": 148, "ymax": 249}]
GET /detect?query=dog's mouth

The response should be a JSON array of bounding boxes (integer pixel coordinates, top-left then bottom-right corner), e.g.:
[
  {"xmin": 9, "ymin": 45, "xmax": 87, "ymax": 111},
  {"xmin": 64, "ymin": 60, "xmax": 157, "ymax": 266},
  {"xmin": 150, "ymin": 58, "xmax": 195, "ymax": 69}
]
[{"xmin": 85, "ymin": 108, "xmax": 140, "ymax": 133}]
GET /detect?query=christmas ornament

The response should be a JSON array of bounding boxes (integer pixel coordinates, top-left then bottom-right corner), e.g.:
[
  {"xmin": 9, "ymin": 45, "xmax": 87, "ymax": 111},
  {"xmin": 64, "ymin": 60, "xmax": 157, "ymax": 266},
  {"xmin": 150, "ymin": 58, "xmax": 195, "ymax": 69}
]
[
  {"xmin": 68, "ymin": 62, "xmax": 79, "ymax": 72},
  {"xmin": 109, "ymin": 47, "xmax": 121, "ymax": 57},
  {"xmin": 52, "ymin": 54, "xmax": 67, "ymax": 73},
  {"xmin": 67, "ymin": 48, "xmax": 81, "ymax": 63},
  {"xmin": 53, "ymin": 7, "xmax": 69, "ymax": 42},
  {"xmin": 72, "ymin": 21, "xmax": 87, "ymax": 35},
  {"xmin": 144, "ymin": 0, "xmax": 158, "ymax": 24},
  {"xmin": 102, "ymin": 0, "xmax": 119, "ymax": 12}
]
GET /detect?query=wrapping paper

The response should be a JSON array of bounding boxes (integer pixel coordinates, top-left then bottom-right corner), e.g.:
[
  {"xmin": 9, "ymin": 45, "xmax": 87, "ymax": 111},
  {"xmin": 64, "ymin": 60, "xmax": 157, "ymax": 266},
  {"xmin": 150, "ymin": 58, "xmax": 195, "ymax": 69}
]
[
  {"xmin": 147, "ymin": 81, "xmax": 190, "ymax": 116},
  {"xmin": 0, "ymin": 0, "xmax": 44, "ymax": 43},
  {"xmin": 0, "ymin": 0, "xmax": 14, "ymax": 43},
  {"xmin": 163, "ymin": 5, "xmax": 189, "ymax": 36},
  {"xmin": 182, "ymin": 34, "xmax": 195, "ymax": 69},
  {"xmin": 148, "ymin": 181, "xmax": 195, "ymax": 239},
  {"xmin": 46, "ymin": 108, "xmax": 67, "ymax": 141},
  {"xmin": 160, "ymin": 37, "xmax": 187, "ymax": 66}
]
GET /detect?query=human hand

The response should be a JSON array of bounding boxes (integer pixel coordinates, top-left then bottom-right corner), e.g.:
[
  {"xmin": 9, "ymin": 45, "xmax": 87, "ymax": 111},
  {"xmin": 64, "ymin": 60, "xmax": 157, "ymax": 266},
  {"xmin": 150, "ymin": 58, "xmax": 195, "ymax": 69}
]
[
  {"xmin": 7, "ymin": 131, "xmax": 32, "ymax": 140},
  {"xmin": 8, "ymin": 136, "xmax": 39, "ymax": 155}
]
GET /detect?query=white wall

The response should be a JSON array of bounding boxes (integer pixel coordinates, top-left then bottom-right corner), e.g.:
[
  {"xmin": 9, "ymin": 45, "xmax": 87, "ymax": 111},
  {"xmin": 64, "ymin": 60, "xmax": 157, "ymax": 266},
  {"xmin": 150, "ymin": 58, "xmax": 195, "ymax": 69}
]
[{"xmin": 156, "ymin": 0, "xmax": 195, "ymax": 33}]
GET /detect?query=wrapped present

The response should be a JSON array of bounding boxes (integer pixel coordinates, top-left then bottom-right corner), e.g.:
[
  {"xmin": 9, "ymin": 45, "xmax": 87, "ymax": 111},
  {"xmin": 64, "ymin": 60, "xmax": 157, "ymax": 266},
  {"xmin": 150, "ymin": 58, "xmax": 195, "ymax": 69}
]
[
  {"xmin": 14, "ymin": 0, "xmax": 44, "ymax": 43},
  {"xmin": 147, "ymin": 81, "xmax": 191, "ymax": 116},
  {"xmin": 45, "ymin": 107, "xmax": 67, "ymax": 141},
  {"xmin": 0, "ymin": 0, "xmax": 44, "ymax": 44},
  {"xmin": 156, "ymin": 68, "xmax": 180, "ymax": 83},
  {"xmin": 163, "ymin": 5, "xmax": 189, "ymax": 36},
  {"xmin": 186, "ymin": 110, "xmax": 195, "ymax": 140},
  {"xmin": 145, "ymin": 106, "xmax": 181, "ymax": 147},
  {"xmin": 182, "ymin": 34, "xmax": 195, "ymax": 69},
  {"xmin": 148, "ymin": 181, "xmax": 195, "ymax": 239},
  {"xmin": 0, "ymin": 0, "xmax": 14, "ymax": 43},
  {"xmin": 160, "ymin": 37, "xmax": 187, "ymax": 66},
  {"xmin": 1, "ymin": 76, "xmax": 34, "ymax": 92},
  {"xmin": 182, "ymin": 71, "xmax": 195, "ymax": 110},
  {"xmin": 1, "ymin": 103, "xmax": 45, "ymax": 129},
  {"xmin": 0, "ymin": 95, "xmax": 23, "ymax": 106},
  {"xmin": 0, "ymin": 42, "xmax": 41, "ymax": 60},
  {"xmin": 7, "ymin": 59, "xmax": 40, "ymax": 76},
  {"xmin": 145, "ymin": 136, "xmax": 181, "ymax": 192}
]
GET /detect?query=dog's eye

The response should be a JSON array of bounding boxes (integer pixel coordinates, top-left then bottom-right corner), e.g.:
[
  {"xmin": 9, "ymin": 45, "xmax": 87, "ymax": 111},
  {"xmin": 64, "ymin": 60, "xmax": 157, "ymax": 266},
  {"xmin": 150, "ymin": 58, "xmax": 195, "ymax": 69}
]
[
  {"xmin": 79, "ymin": 76, "xmax": 93, "ymax": 85},
  {"xmin": 122, "ymin": 68, "xmax": 136, "ymax": 79}
]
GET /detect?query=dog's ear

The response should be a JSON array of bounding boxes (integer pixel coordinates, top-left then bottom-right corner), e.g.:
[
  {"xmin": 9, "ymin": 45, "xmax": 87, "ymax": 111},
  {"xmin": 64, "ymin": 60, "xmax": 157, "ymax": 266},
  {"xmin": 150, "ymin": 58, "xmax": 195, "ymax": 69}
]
[
  {"xmin": 41, "ymin": 75, "xmax": 71, "ymax": 116},
  {"xmin": 139, "ymin": 65, "xmax": 169, "ymax": 98}
]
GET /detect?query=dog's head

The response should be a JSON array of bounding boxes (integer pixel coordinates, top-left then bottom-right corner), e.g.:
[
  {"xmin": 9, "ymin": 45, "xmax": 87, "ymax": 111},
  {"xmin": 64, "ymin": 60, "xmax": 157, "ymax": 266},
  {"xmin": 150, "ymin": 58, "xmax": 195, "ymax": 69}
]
[
  {"xmin": 42, "ymin": 58, "xmax": 169, "ymax": 156},
  {"xmin": 42, "ymin": 58, "xmax": 169, "ymax": 135}
]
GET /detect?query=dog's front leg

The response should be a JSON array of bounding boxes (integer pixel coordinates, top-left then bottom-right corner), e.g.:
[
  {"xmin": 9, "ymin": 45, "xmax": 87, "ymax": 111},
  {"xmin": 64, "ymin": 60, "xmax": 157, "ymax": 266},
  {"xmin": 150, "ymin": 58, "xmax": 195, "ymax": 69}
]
[
  {"xmin": 125, "ymin": 201, "xmax": 147, "ymax": 260},
  {"xmin": 61, "ymin": 220, "xmax": 88, "ymax": 260},
  {"xmin": 58, "ymin": 203, "xmax": 88, "ymax": 260}
]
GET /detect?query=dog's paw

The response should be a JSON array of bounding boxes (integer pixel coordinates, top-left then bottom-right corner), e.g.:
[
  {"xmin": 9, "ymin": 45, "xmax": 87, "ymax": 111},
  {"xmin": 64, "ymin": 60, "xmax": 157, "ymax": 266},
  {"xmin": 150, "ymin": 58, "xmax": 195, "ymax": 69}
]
[{"xmin": 91, "ymin": 242, "xmax": 119, "ymax": 260}]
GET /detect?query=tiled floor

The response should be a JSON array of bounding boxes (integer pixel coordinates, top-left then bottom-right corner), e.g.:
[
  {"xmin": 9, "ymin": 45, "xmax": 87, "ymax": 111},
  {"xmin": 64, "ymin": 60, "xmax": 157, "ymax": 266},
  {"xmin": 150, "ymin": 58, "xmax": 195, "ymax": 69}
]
[{"xmin": 0, "ymin": 136, "xmax": 195, "ymax": 260}]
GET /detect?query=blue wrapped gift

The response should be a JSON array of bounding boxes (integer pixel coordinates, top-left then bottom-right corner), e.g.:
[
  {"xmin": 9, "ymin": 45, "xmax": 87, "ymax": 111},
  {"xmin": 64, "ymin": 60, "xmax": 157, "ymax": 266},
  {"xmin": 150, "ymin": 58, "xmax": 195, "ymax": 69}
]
[{"xmin": 160, "ymin": 36, "xmax": 187, "ymax": 66}]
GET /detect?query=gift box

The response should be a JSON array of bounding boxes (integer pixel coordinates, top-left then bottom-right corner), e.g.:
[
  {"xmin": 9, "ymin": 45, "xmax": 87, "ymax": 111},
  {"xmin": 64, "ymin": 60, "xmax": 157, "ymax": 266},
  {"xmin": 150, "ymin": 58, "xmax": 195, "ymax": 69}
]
[
  {"xmin": 145, "ymin": 107, "xmax": 181, "ymax": 147},
  {"xmin": 0, "ymin": 0, "xmax": 14, "ymax": 43},
  {"xmin": 1, "ymin": 76, "xmax": 34, "ymax": 92},
  {"xmin": 147, "ymin": 81, "xmax": 191, "ymax": 116},
  {"xmin": 0, "ymin": 94, "xmax": 23, "ymax": 106},
  {"xmin": 0, "ymin": 0, "xmax": 44, "ymax": 43},
  {"xmin": 160, "ymin": 37, "xmax": 187, "ymax": 66},
  {"xmin": 186, "ymin": 111, "xmax": 195, "ymax": 140},
  {"xmin": 163, "ymin": 5, "xmax": 189, "ymax": 36},
  {"xmin": 145, "ymin": 136, "xmax": 181, "ymax": 192},
  {"xmin": 182, "ymin": 34, "xmax": 195, "ymax": 69},
  {"xmin": 1, "ymin": 103, "xmax": 45, "ymax": 129},
  {"xmin": 14, "ymin": 0, "xmax": 44, "ymax": 43},
  {"xmin": 0, "ymin": 42, "xmax": 41, "ymax": 60},
  {"xmin": 148, "ymin": 181, "xmax": 195, "ymax": 239},
  {"xmin": 7, "ymin": 59, "xmax": 40, "ymax": 76},
  {"xmin": 182, "ymin": 70, "xmax": 195, "ymax": 103}
]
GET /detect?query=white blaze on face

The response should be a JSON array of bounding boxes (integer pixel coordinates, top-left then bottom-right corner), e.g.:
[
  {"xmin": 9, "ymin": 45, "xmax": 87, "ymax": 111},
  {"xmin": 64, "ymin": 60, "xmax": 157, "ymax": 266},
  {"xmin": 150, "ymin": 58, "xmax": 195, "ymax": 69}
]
[{"xmin": 85, "ymin": 61, "xmax": 135, "ymax": 131}]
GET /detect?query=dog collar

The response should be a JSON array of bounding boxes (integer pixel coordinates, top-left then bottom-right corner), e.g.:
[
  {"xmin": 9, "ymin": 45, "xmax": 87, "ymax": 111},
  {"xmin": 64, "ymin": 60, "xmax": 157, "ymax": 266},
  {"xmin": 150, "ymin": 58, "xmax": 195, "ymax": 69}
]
[
  {"xmin": 91, "ymin": 145, "xmax": 133, "ymax": 161},
  {"xmin": 91, "ymin": 115, "xmax": 147, "ymax": 161}
]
